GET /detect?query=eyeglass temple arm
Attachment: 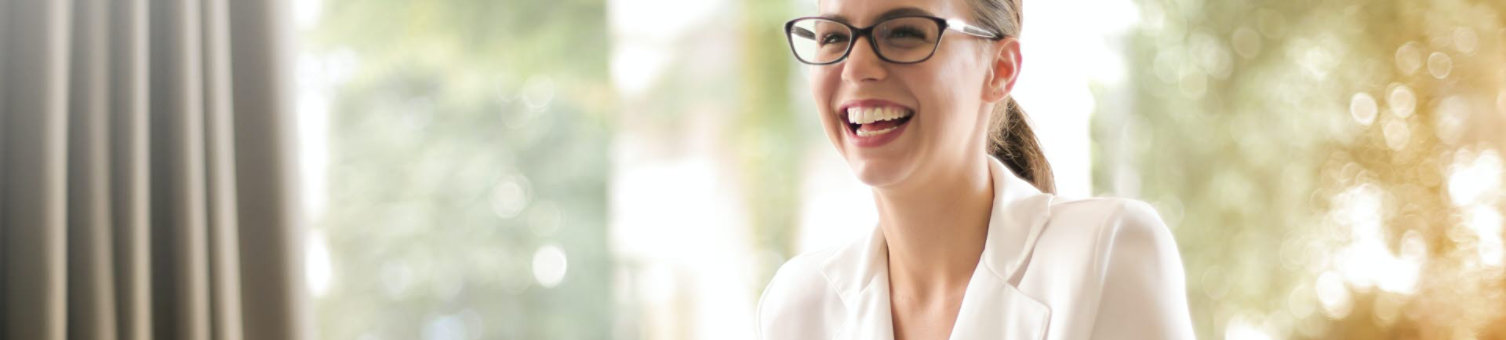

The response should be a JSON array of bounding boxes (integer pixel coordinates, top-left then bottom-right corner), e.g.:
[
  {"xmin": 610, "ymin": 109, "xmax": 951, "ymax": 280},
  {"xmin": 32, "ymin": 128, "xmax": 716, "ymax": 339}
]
[
  {"xmin": 792, "ymin": 26, "xmax": 816, "ymax": 40},
  {"xmin": 946, "ymin": 19, "xmax": 1002, "ymax": 40}
]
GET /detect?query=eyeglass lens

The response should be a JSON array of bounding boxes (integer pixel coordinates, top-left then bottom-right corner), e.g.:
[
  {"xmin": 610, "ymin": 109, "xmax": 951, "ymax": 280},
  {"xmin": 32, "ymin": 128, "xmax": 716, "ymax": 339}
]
[{"xmin": 787, "ymin": 17, "xmax": 942, "ymax": 64}]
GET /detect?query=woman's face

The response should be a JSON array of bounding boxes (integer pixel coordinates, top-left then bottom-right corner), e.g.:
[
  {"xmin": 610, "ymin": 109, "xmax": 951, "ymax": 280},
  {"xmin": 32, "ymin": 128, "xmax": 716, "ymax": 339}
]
[{"xmin": 810, "ymin": 0, "xmax": 1016, "ymax": 190}]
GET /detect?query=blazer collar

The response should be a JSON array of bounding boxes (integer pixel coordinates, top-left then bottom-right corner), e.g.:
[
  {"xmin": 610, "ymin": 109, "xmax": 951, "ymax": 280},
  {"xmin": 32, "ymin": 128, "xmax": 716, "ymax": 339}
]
[{"xmin": 820, "ymin": 156, "xmax": 1055, "ymax": 340}]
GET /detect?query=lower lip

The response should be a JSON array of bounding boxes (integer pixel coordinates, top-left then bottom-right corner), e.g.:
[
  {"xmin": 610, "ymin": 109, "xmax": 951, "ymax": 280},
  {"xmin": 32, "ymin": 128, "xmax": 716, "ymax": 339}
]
[{"xmin": 845, "ymin": 120, "xmax": 910, "ymax": 148}]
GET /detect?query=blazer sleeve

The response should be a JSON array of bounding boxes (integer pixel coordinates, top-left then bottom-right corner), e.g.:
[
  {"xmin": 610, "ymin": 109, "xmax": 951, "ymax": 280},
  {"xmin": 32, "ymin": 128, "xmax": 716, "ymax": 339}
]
[{"xmin": 1088, "ymin": 200, "xmax": 1197, "ymax": 340}]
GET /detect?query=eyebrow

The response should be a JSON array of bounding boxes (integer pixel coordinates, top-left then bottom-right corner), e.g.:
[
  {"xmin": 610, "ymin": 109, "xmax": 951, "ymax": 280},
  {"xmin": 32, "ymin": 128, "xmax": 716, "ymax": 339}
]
[{"xmin": 821, "ymin": 6, "xmax": 935, "ymax": 26}]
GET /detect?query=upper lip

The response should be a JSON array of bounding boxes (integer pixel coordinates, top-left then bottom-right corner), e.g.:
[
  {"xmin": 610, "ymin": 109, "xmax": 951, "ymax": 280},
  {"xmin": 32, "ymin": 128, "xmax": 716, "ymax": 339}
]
[{"xmin": 836, "ymin": 99, "xmax": 915, "ymax": 120}]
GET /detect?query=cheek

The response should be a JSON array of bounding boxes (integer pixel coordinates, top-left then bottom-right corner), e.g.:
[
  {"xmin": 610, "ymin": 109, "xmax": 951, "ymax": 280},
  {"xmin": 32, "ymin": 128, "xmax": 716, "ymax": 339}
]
[
  {"xmin": 811, "ymin": 65, "xmax": 843, "ymax": 102},
  {"xmin": 809, "ymin": 67, "xmax": 846, "ymax": 136},
  {"xmin": 809, "ymin": 67, "xmax": 832, "ymax": 103},
  {"xmin": 908, "ymin": 68, "xmax": 978, "ymax": 132}
]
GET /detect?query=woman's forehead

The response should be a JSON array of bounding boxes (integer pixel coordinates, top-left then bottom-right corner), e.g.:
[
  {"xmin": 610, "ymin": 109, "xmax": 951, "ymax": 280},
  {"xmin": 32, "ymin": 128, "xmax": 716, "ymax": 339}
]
[{"xmin": 817, "ymin": 0, "xmax": 964, "ymax": 26}]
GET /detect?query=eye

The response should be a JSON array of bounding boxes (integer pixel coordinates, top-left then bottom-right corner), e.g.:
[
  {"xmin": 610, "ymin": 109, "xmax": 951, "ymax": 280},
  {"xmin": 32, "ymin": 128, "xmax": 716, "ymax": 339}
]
[
  {"xmin": 885, "ymin": 26, "xmax": 929, "ymax": 41},
  {"xmin": 820, "ymin": 32, "xmax": 851, "ymax": 46}
]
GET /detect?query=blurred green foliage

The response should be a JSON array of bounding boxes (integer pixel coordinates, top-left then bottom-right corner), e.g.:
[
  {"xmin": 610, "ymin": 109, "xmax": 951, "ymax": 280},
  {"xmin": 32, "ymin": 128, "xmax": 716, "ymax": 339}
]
[
  {"xmin": 308, "ymin": 0, "xmax": 614, "ymax": 339},
  {"xmin": 737, "ymin": 0, "xmax": 806, "ymax": 295}
]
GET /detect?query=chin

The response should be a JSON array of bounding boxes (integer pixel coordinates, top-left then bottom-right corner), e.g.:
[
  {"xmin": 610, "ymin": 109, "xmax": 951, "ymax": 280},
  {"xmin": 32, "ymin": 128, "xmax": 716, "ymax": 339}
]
[{"xmin": 845, "ymin": 156, "xmax": 917, "ymax": 189}]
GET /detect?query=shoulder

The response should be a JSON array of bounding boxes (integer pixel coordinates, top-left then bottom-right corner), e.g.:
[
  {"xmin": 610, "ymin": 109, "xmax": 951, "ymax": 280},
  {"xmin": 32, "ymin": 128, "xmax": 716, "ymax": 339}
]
[
  {"xmin": 1040, "ymin": 197, "xmax": 1196, "ymax": 338},
  {"xmin": 1046, "ymin": 197, "xmax": 1165, "ymax": 230},
  {"xmin": 1044, "ymin": 197, "xmax": 1178, "ymax": 260},
  {"xmin": 756, "ymin": 247, "xmax": 844, "ymax": 339},
  {"xmin": 1031, "ymin": 197, "xmax": 1186, "ymax": 307}
]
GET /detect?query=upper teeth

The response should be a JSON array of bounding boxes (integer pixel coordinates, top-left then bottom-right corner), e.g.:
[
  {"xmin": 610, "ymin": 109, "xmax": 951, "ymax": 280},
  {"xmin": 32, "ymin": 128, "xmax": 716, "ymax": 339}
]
[{"xmin": 846, "ymin": 106, "xmax": 912, "ymax": 125}]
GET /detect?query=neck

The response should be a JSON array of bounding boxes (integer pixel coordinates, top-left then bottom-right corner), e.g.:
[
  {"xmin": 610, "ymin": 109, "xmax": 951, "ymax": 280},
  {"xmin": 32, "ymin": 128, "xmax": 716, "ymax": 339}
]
[{"xmin": 876, "ymin": 157, "xmax": 995, "ymax": 300}]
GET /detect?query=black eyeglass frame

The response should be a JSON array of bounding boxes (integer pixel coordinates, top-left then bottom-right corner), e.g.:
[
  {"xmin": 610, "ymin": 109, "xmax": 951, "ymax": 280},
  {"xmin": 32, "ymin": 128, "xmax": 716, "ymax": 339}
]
[{"xmin": 783, "ymin": 15, "xmax": 1005, "ymax": 66}]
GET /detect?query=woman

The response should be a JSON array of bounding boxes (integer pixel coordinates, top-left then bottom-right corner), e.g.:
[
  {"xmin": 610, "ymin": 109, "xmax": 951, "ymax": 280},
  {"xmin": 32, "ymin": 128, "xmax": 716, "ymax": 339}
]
[{"xmin": 756, "ymin": 0, "xmax": 1196, "ymax": 339}]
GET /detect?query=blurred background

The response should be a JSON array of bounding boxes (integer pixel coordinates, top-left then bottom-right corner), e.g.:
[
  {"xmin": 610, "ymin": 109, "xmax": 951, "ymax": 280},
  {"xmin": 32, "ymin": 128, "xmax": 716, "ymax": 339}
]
[{"xmin": 289, "ymin": 0, "xmax": 1506, "ymax": 339}]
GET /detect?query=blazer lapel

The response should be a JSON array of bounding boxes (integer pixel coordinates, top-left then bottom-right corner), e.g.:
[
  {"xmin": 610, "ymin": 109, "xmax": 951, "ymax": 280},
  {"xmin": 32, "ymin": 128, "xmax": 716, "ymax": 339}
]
[
  {"xmin": 822, "ymin": 227, "xmax": 895, "ymax": 340},
  {"xmin": 948, "ymin": 157, "xmax": 1055, "ymax": 340},
  {"xmin": 946, "ymin": 272, "xmax": 1052, "ymax": 340},
  {"xmin": 820, "ymin": 157, "xmax": 1054, "ymax": 340}
]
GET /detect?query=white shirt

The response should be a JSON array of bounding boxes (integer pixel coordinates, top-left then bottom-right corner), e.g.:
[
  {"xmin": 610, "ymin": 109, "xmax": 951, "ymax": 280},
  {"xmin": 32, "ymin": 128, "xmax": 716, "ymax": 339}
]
[{"xmin": 756, "ymin": 157, "xmax": 1196, "ymax": 340}]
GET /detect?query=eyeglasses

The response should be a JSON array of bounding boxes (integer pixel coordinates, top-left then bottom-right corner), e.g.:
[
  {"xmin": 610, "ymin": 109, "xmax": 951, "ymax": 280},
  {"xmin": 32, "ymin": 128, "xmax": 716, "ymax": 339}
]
[{"xmin": 783, "ymin": 15, "xmax": 1003, "ymax": 65}]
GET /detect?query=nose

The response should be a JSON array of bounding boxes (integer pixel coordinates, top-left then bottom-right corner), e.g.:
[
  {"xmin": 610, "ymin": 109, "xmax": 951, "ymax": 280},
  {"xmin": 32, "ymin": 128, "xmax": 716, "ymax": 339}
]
[{"xmin": 840, "ymin": 36, "xmax": 888, "ymax": 83}]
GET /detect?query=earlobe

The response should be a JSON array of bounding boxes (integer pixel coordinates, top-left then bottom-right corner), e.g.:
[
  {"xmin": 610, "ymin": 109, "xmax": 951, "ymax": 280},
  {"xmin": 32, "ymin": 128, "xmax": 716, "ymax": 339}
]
[
  {"xmin": 983, "ymin": 82, "xmax": 1006, "ymax": 102},
  {"xmin": 982, "ymin": 67, "xmax": 1001, "ymax": 101}
]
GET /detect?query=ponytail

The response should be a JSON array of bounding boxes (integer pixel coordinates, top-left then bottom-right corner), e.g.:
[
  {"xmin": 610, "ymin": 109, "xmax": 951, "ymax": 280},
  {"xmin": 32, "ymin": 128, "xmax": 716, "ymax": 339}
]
[
  {"xmin": 966, "ymin": 0, "xmax": 1049, "ymax": 192},
  {"xmin": 987, "ymin": 97, "xmax": 1055, "ymax": 193}
]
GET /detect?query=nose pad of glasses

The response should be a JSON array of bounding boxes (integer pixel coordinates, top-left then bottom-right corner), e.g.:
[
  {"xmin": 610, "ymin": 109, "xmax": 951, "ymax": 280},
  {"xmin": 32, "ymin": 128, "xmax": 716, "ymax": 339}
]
[
  {"xmin": 841, "ymin": 35, "xmax": 888, "ymax": 70},
  {"xmin": 857, "ymin": 35, "xmax": 882, "ymax": 58}
]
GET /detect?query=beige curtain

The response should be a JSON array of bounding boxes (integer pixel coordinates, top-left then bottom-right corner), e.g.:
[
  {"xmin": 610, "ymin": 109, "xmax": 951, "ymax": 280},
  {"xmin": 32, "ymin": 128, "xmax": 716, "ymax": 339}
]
[{"xmin": 0, "ymin": 0, "xmax": 307, "ymax": 339}]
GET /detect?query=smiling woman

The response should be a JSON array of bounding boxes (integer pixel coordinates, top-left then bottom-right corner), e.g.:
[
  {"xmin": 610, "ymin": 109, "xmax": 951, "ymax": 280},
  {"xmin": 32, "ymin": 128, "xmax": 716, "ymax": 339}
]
[{"xmin": 756, "ymin": 0, "xmax": 1196, "ymax": 339}]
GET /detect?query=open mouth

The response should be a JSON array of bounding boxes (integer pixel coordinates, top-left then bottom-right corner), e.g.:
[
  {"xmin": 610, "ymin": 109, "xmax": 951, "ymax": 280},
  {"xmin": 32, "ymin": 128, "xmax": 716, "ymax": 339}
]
[{"xmin": 844, "ymin": 106, "xmax": 915, "ymax": 137}]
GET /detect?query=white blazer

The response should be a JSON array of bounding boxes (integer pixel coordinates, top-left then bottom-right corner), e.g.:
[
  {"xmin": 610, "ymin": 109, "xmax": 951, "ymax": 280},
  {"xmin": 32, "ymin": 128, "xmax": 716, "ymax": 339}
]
[{"xmin": 756, "ymin": 157, "xmax": 1196, "ymax": 340}]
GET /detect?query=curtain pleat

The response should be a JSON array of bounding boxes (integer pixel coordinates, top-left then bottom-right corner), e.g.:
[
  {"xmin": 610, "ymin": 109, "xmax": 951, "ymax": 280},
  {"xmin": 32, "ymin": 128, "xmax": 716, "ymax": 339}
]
[
  {"xmin": 149, "ymin": 0, "xmax": 213, "ymax": 339},
  {"xmin": 228, "ymin": 1, "xmax": 307, "ymax": 339},
  {"xmin": 0, "ymin": 0, "xmax": 302, "ymax": 339},
  {"xmin": 1, "ymin": 2, "xmax": 72, "ymax": 340},
  {"xmin": 67, "ymin": 1, "xmax": 120, "ymax": 340},
  {"xmin": 0, "ymin": 1, "xmax": 7, "ymax": 332},
  {"xmin": 110, "ymin": 0, "xmax": 156, "ymax": 339},
  {"xmin": 200, "ymin": 0, "xmax": 247, "ymax": 339}
]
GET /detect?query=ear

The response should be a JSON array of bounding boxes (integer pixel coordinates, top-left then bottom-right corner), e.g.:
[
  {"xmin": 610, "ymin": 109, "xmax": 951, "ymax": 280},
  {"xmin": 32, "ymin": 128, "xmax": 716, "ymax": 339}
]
[{"xmin": 982, "ymin": 37, "xmax": 1022, "ymax": 103}]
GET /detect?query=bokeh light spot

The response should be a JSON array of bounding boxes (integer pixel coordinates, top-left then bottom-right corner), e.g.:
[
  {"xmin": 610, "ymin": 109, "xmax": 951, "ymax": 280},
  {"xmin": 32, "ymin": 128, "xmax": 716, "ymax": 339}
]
[{"xmin": 532, "ymin": 244, "xmax": 569, "ymax": 288}]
